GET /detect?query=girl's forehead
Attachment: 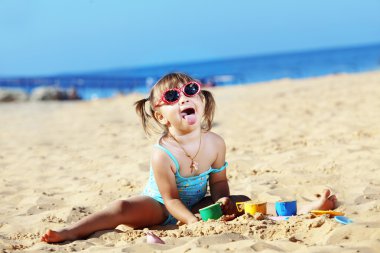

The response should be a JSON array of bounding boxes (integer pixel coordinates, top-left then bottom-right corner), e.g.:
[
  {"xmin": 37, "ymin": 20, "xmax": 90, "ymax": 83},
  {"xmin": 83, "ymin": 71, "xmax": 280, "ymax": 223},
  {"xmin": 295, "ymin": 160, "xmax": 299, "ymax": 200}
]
[{"xmin": 156, "ymin": 79, "xmax": 191, "ymax": 92}]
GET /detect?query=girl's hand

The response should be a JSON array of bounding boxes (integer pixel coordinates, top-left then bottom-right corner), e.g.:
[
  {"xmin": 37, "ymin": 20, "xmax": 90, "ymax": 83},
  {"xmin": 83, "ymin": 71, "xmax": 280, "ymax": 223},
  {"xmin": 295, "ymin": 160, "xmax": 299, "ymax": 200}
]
[
  {"xmin": 187, "ymin": 216, "xmax": 200, "ymax": 224},
  {"xmin": 177, "ymin": 216, "xmax": 199, "ymax": 226},
  {"xmin": 216, "ymin": 197, "xmax": 234, "ymax": 215}
]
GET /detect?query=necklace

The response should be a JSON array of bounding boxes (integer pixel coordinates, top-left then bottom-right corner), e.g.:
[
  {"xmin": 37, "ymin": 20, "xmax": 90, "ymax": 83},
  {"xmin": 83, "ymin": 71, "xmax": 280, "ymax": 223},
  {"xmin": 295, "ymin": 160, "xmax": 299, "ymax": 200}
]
[{"xmin": 169, "ymin": 132, "xmax": 202, "ymax": 173}]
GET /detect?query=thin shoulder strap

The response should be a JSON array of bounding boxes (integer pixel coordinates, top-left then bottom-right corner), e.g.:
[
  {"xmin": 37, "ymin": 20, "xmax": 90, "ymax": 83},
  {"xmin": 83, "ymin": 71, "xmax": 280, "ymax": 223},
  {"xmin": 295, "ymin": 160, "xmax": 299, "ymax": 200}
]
[
  {"xmin": 154, "ymin": 144, "xmax": 180, "ymax": 171},
  {"xmin": 210, "ymin": 162, "xmax": 228, "ymax": 173}
]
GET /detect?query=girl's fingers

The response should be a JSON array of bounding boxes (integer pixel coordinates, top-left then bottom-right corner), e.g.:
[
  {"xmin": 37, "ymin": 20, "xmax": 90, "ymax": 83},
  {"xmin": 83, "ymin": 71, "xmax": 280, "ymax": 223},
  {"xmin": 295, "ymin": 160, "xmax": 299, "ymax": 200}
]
[{"xmin": 222, "ymin": 214, "xmax": 236, "ymax": 221}]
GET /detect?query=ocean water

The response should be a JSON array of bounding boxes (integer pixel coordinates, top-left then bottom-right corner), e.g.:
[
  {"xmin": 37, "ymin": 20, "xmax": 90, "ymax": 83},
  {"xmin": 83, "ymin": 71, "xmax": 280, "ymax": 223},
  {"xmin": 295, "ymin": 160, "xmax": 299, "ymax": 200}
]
[{"xmin": 1, "ymin": 43, "xmax": 380, "ymax": 100}]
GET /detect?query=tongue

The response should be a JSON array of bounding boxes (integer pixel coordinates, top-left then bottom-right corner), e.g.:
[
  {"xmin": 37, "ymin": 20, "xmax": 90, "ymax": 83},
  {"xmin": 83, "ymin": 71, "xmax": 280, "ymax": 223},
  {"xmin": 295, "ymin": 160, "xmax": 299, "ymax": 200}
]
[{"xmin": 184, "ymin": 114, "xmax": 196, "ymax": 125}]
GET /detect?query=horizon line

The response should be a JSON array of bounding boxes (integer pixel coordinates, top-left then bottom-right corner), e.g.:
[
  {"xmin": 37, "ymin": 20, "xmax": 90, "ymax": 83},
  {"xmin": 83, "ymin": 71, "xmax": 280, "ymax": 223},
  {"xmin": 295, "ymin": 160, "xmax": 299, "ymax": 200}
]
[{"xmin": 1, "ymin": 41, "xmax": 380, "ymax": 79}]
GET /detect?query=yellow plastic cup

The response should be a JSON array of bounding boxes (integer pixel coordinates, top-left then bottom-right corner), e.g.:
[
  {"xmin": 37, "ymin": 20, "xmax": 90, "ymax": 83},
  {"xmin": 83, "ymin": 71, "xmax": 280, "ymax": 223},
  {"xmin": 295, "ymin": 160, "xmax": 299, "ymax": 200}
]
[{"xmin": 236, "ymin": 201, "xmax": 267, "ymax": 215}]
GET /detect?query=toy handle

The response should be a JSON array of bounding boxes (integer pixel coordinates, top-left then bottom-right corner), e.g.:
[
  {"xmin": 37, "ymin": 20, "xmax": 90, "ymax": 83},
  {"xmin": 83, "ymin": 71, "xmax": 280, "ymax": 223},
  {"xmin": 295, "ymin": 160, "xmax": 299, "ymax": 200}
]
[{"xmin": 236, "ymin": 202, "xmax": 244, "ymax": 212}]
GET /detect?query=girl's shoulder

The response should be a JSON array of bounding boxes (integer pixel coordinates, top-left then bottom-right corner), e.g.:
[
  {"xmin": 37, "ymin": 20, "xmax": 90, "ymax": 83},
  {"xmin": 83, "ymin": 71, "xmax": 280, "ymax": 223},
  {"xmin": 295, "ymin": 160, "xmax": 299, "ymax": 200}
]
[
  {"xmin": 151, "ymin": 139, "xmax": 172, "ymax": 161},
  {"xmin": 204, "ymin": 131, "xmax": 226, "ymax": 149},
  {"xmin": 151, "ymin": 143, "xmax": 177, "ymax": 173}
]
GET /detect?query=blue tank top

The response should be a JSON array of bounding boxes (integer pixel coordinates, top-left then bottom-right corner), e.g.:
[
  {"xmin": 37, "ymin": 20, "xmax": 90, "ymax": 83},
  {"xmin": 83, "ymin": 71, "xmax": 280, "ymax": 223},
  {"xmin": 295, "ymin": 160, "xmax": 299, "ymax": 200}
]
[{"xmin": 142, "ymin": 144, "xmax": 228, "ymax": 208}]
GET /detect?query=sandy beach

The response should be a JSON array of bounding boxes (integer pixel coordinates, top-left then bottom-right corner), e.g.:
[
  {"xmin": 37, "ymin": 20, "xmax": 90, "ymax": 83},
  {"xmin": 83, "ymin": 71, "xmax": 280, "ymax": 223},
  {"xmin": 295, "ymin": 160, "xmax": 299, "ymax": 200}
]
[{"xmin": 1, "ymin": 71, "xmax": 380, "ymax": 253}]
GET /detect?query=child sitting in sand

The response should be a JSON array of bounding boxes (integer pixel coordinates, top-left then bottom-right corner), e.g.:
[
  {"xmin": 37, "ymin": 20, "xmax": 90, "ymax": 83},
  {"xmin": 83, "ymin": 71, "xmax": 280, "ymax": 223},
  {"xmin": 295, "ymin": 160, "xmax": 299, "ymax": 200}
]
[{"xmin": 41, "ymin": 72, "xmax": 337, "ymax": 243}]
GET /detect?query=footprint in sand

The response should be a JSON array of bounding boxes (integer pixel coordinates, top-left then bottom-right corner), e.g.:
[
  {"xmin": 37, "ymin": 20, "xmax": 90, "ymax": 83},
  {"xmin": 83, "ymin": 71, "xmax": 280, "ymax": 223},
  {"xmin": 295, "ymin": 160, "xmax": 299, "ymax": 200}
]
[{"xmin": 354, "ymin": 194, "xmax": 380, "ymax": 204}]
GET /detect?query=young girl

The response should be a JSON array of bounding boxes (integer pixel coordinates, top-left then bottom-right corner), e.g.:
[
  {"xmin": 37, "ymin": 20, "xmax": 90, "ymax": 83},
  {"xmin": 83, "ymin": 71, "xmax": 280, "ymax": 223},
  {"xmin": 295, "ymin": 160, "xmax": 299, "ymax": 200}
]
[{"xmin": 41, "ymin": 73, "xmax": 337, "ymax": 243}]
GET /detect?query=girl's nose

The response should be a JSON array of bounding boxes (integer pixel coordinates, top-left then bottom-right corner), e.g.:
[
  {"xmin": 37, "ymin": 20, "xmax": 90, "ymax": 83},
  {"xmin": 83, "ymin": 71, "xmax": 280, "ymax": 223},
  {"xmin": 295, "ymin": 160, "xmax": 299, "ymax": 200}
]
[{"xmin": 179, "ymin": 94, "xmax": 189, "ymax": 104}]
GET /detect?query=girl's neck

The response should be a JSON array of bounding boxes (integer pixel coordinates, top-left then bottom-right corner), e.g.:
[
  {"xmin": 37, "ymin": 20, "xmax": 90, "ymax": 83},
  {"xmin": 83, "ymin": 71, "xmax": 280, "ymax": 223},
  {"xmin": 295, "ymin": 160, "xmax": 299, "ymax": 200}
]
[{"xmin": 167, "ymin": 128, "xmax": 202, "ymax": 144}]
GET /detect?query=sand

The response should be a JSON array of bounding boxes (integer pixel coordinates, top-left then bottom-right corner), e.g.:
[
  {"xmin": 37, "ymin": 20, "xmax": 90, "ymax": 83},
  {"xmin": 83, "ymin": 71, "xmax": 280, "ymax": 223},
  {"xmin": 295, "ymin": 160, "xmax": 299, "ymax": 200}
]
[{"xmin": 1, "ymin": 71, "xmax": 380, "ymax": 253}]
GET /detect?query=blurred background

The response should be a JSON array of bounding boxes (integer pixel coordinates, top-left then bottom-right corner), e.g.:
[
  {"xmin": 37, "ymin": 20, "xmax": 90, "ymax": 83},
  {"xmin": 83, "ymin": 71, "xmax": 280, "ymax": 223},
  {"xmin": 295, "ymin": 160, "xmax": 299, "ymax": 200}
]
[{"xmin": 1, "ymin": 0, "xmax": 380, "ymax": 100}]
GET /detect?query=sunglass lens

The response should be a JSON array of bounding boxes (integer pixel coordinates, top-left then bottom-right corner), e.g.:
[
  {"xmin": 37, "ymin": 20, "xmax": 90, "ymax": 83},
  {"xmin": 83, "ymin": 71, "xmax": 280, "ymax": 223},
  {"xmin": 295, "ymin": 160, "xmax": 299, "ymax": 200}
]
[
  {"xmin": 164, "ymin": 90, "xmax": 180, "ymax": 102},
  {"xmin": 184, "ymin": 83, "xmax": 199, "ymax": 96}
]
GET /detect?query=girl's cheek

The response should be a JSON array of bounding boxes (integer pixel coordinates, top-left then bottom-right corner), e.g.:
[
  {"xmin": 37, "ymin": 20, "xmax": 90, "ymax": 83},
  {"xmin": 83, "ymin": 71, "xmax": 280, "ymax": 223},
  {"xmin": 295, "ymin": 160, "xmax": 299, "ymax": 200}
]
[{"xmin": 197, "ymin": 98, "xmax": 205, "ymax": 111}]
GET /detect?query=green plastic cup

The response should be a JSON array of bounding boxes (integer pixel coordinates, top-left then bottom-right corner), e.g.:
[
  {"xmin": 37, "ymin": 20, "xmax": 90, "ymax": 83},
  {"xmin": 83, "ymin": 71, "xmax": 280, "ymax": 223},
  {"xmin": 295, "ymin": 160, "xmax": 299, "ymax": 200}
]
[{"xmin": 199, "ymin": 203, "xmax": 223, "ymax": 221}]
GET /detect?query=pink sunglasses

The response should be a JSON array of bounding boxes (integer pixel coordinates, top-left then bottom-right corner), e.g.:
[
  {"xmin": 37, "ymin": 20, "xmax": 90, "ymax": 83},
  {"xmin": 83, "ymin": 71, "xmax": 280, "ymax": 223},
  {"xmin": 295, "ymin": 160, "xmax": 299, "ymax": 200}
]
[{"xmin": 154, "ymin": 81, "xmax": 201, "ymax": 108}]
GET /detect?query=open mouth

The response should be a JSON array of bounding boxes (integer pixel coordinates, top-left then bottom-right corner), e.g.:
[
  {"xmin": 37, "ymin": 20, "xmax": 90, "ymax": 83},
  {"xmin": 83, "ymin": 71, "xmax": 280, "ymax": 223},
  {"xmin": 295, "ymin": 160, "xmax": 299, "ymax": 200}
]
[{"xmin": 180, "ymin": 108, "xmax": 195, "ymax": 119}]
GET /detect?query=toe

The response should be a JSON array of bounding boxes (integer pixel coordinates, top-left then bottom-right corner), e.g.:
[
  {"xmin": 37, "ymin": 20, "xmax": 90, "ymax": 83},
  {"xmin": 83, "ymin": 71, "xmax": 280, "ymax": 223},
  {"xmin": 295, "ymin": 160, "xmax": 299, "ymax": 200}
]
[
  {"xmin": 41, "ymin": 234, "xmax": 47, "ymax": 242},
  {"xmin": 328, "ymin": 194, "xmax": 338, "ymax": 208},
  {"xmin": 323, "ymin": 189, "xmax": 331, "ymax": 199}
]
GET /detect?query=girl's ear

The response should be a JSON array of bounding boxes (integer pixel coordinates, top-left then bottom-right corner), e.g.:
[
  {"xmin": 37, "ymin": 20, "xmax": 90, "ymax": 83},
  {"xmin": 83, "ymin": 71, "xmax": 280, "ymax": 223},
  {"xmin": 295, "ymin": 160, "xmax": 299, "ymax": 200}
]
[{"xmin": 154, "ymin": 111, "xmax": 169, "ymax": 125}]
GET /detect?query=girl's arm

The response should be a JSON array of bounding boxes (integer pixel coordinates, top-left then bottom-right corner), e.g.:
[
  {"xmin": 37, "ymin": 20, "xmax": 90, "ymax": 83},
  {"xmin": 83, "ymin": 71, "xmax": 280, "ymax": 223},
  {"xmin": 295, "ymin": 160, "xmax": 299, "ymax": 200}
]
[
  {"xmin": 151, "ymin": 150, "xmax": 198, "ymax": 224},
  {"xmin": 209, "ymin": 169, "xmax": 230, "ymax": 202},
  {"xmin": 208, "ymin": 134, "xmax": 233, "ymax": 213}
]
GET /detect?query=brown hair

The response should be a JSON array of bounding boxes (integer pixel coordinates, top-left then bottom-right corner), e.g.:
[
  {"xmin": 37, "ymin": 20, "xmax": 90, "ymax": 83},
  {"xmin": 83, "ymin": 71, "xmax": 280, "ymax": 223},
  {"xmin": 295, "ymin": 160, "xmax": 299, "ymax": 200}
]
[{"xmin": 134, "ymin": 72, "xmax": 216, "ymax": 135}]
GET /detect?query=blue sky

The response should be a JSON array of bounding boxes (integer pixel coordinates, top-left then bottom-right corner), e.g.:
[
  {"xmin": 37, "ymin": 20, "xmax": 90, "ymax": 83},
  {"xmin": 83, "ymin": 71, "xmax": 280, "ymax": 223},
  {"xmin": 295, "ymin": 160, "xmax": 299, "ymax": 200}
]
[{"xmin": 1, "ymin": 0, "xmax": 380, "ymax": 77}]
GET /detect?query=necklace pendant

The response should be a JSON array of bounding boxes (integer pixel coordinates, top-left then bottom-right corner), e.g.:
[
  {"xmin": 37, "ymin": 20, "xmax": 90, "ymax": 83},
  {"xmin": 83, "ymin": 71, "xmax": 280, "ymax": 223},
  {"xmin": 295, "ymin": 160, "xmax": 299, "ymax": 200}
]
[{"xmin": 190, "ymin": 160, "xmax": 199, "ymax": 173}]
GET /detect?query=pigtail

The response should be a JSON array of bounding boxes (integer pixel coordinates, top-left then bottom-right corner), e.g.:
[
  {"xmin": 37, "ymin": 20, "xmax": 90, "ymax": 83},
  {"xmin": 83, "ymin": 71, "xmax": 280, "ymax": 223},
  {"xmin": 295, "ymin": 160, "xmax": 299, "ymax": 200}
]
[
  {"xmin": 201, "ymin": 89, "xmax": 216, "ymax": 131},
  {"xmin": 134, "ymin": 97, "xmax": 152, "ymax": 135}
]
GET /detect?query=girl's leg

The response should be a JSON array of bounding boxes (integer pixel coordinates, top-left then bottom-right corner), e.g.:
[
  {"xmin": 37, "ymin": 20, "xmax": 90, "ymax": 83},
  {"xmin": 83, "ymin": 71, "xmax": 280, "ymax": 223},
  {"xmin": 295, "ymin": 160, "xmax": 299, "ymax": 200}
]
[{"xmin": 41, "ymin": 196, "xmax": 167, "ymax": 243}]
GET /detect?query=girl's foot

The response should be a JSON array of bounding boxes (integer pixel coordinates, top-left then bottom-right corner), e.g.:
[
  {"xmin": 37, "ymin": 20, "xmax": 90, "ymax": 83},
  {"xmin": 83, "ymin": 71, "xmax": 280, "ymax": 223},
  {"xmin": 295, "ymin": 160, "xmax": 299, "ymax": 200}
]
[
  {"xmin": 299, "ymin": 189, "xmax": 338, "ymax": 214},
  {"xmin": 41, "ymin": 229, "xmax": 74, "ymax": 243},
  {"xmin": 315, "ymin": 189, "xmax": 337, "ymax": 210}
]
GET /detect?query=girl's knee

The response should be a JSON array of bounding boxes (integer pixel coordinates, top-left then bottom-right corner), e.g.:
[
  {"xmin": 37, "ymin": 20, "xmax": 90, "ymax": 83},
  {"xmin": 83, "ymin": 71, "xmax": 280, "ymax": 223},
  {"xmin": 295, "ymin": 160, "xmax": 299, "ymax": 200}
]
[
  {"xmin": 110, "ymin": 200, "xmax": 131, "ymax": 215},
  {"xmin": 232, "ymin": 195, "xmax": 250, "ymax": 203},
  {"xmin": 241, "ymin": 195, "xmax": 250, "ymax": 201}
]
